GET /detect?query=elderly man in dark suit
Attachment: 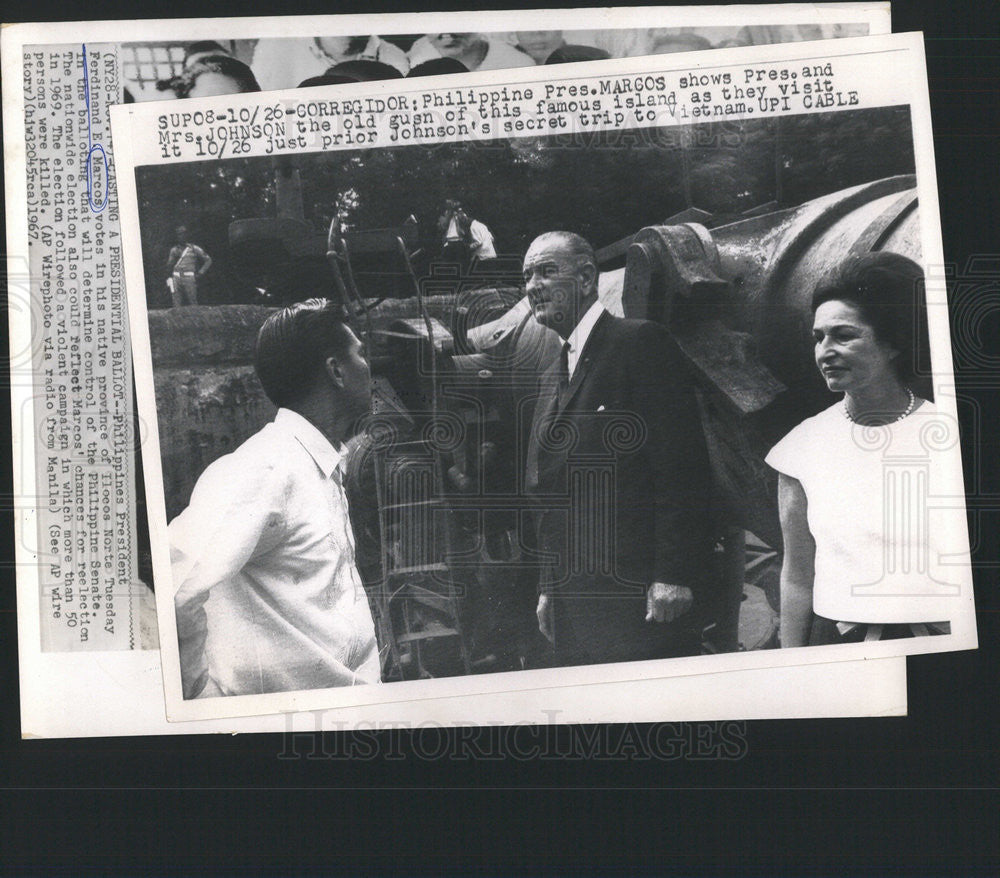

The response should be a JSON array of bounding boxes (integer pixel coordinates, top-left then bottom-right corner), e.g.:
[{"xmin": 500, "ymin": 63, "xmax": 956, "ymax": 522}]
[{"xmin": 523, "ymin": 231, "xmax": 716, "ymax": 666}]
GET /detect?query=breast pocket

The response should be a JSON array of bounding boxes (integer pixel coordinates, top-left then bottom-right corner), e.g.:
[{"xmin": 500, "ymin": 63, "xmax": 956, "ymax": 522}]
[{"xmin": 282, "ymin": 480, "xmax": 354, "ymax": 566}]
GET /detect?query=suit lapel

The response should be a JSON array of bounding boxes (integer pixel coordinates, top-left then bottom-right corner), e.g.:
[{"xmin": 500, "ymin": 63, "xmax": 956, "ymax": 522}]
[{"xmin": 555, "ymin": 310, "xmax": 614, "ymax": 416}]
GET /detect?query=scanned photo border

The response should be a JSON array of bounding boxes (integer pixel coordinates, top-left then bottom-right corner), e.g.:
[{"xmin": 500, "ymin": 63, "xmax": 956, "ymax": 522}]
[
  {"xmin": 3, "ymin": 4, "xmax": 926, "ymax": 737},
  {"xmin": 108, "ymin": 31, "xmax": 977, "ymax": 722}
]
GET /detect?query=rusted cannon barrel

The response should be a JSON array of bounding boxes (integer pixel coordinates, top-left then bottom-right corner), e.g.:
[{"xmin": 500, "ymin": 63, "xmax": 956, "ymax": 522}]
[{"xmin": 618, "ymin": 174, "xmax": 920, "ymax": 545}]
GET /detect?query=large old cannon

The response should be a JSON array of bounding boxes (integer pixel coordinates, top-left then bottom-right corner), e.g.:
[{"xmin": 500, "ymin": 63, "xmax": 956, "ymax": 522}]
[
  {"xmin": 147, "ymin": 173, "xmax": 921, "ymax": 677},
  {"xmin": 616, "ymin": 173, "xmax": 921, "ymax": 547},
  {"xmin": 453, "ymin": 176, "xmax": 919, "ymax": 531}
]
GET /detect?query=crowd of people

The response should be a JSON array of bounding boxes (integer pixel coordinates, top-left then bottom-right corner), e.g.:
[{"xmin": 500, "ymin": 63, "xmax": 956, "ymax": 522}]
[
  {"xmin": 151, "ymin": 33, "xmax": 616, "ymax": 100},
  {"xmin": 167, "ymin": 222, "xmax": 949, "ymax": 698},
  {"xmin": 138, "ymin": 27, "xmax": 866, "ymax": 100}
]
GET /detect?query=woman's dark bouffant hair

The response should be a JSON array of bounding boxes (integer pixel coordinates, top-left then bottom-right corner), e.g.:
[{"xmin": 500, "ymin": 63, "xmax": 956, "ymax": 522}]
[{"xmin": 811, "ymin": 251, "xmax": 932, "ymax": 399}]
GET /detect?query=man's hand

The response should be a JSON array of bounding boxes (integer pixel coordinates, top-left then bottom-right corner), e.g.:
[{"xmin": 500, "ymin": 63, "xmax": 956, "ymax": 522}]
[
  {"xmin": 537, "ymin": 593, "xmax": 554, "ymax": 643},
  {"xmin": 645, "ymin": 582, "xmax": 693, "ymax": 623}
]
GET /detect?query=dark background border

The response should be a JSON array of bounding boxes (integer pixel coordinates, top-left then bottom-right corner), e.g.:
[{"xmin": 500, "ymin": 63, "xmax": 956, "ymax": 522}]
[{"xmin": 2, "ymin": 1, "xmax": 998, "ymax": 872}]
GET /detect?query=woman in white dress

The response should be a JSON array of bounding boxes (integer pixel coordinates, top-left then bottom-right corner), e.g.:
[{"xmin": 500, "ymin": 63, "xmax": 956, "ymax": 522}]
[{"xmin": 766, "ymin": 252, "xmax": 956, "ymax": 647}]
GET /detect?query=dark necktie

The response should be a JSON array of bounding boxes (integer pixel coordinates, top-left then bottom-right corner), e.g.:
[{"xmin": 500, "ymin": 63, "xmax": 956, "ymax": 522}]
[{"xmin": 559, "ymin": 340, "xmax": 571, "ymax": 387}]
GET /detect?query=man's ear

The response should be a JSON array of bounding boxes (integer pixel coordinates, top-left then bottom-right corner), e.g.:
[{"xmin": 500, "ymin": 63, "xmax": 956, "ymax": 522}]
[
  {"xmin": 324, "ymin": 355, "xmax": 345, "ymax": 388},
  {"xmin": 579, "ymin": 261, "xmax": 597, "ymax": 292}
]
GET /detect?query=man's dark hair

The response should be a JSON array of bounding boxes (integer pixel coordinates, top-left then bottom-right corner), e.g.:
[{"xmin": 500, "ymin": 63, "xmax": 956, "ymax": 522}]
[
  {"xmin": 325, "ymin": 59, "xmax": 403, "ymax": 82},
  {"xmin": 254, "ymin": 299, "xmax": 355, "ymax": 409},
  {"xmin": 407, "ymin": 57, "xmax": 469, "ymax": 77},
  {"xmin": 298, "ymin": 74, "xmax": 356, "ymax": 88},
  {"xmin": 544, "ymin": 44, "xmax": 611, "ymax": 64},
  {"xmin": 812, "ymin": 251, "xmax": 932, "ymax": 397},
  {"xmin": 183, "ymin": 40, "xmax": 230, "ymax": 64}
]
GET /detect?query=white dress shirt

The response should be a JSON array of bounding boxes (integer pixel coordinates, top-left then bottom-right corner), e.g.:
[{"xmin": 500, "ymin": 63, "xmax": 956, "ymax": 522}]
[
  {"xmin": 565, "ymin": 299, "xmax": 606, "ymax": 380},
  {"xmin": 444, "ymin": 215, "xmax": 462, "ymax": 241},
  {"xmin": 170, "ymin": 408, "xmax": 379, "ymax": 698}
]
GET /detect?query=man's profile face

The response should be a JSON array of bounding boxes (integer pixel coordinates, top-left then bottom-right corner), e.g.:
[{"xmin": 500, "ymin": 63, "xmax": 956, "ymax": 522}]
[
  {"xmin": 175, "ymin": 226, "xmax": 188, "ymax": 243},
  {"xmin": 523, "ymin": 235, "xmax": 593, "ymax": 336}
]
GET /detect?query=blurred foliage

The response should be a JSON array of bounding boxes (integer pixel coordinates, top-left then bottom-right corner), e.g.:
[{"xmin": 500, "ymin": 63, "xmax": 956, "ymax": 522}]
[{"xmin": 136, "ymin": 106, "xmax": 915, "ymax": 306}]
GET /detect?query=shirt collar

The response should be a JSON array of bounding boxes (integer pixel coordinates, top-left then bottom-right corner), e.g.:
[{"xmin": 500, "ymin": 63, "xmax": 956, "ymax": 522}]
[
  {"xmin": 274, "ymin": 408, "xmax": 344, "ymax": 479},
  {"xmin": 567, "ymin": 299, "xmax": 606, "ymax": 356}
]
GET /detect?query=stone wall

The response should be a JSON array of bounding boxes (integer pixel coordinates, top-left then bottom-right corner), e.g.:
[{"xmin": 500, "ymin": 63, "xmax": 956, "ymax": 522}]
[
  {"xmin": 147, "ymin": 295, "xmax": 499, "ymax": 519},
  {"xmin": 148, "ymin": 306, "xmax": 277, "ymax": 521}
]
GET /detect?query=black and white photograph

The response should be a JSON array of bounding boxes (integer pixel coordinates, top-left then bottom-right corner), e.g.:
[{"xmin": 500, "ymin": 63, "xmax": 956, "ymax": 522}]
[
  {"xmin": 3, "ymin": 1, "xmax": 999, "ymax": 873},
  {"xmin": 3, "ymin": 4, "xmax": 912, "ymax": 739},
  {"xmin": 109, "ymin": 32, "xmax": 976, "ymax": 720},
  {"xmin": 121, "ymin": 22, "xmax": 873, "ymax": 103}
]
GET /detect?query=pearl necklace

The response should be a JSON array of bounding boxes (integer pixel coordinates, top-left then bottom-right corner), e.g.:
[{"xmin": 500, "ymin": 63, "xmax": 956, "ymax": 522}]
[{"xmin": 842, "ymin": 387, "xmax": 915, "ymax": 424}]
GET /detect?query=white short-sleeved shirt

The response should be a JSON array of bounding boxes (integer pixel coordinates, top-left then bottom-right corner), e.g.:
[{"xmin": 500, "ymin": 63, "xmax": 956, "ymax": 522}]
[
  {"xmin": 170, "ymin": 408, "xmax": 379, "ymax": 698},
  {"xmin": 765, "ymin": 400, "xmax": 963, "ymax": 624}
]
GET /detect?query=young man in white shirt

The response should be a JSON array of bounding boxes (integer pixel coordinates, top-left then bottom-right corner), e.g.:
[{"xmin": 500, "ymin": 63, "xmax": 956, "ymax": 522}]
[{"xmin": 169, "ymin": 299, "xmax": 380, "ymax": 698}]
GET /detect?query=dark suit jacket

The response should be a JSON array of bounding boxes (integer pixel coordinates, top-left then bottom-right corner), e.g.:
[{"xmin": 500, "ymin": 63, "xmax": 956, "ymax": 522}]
[{"xmin": 525, "ymin": 310, "xmax": 716, "ymax": 662}]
